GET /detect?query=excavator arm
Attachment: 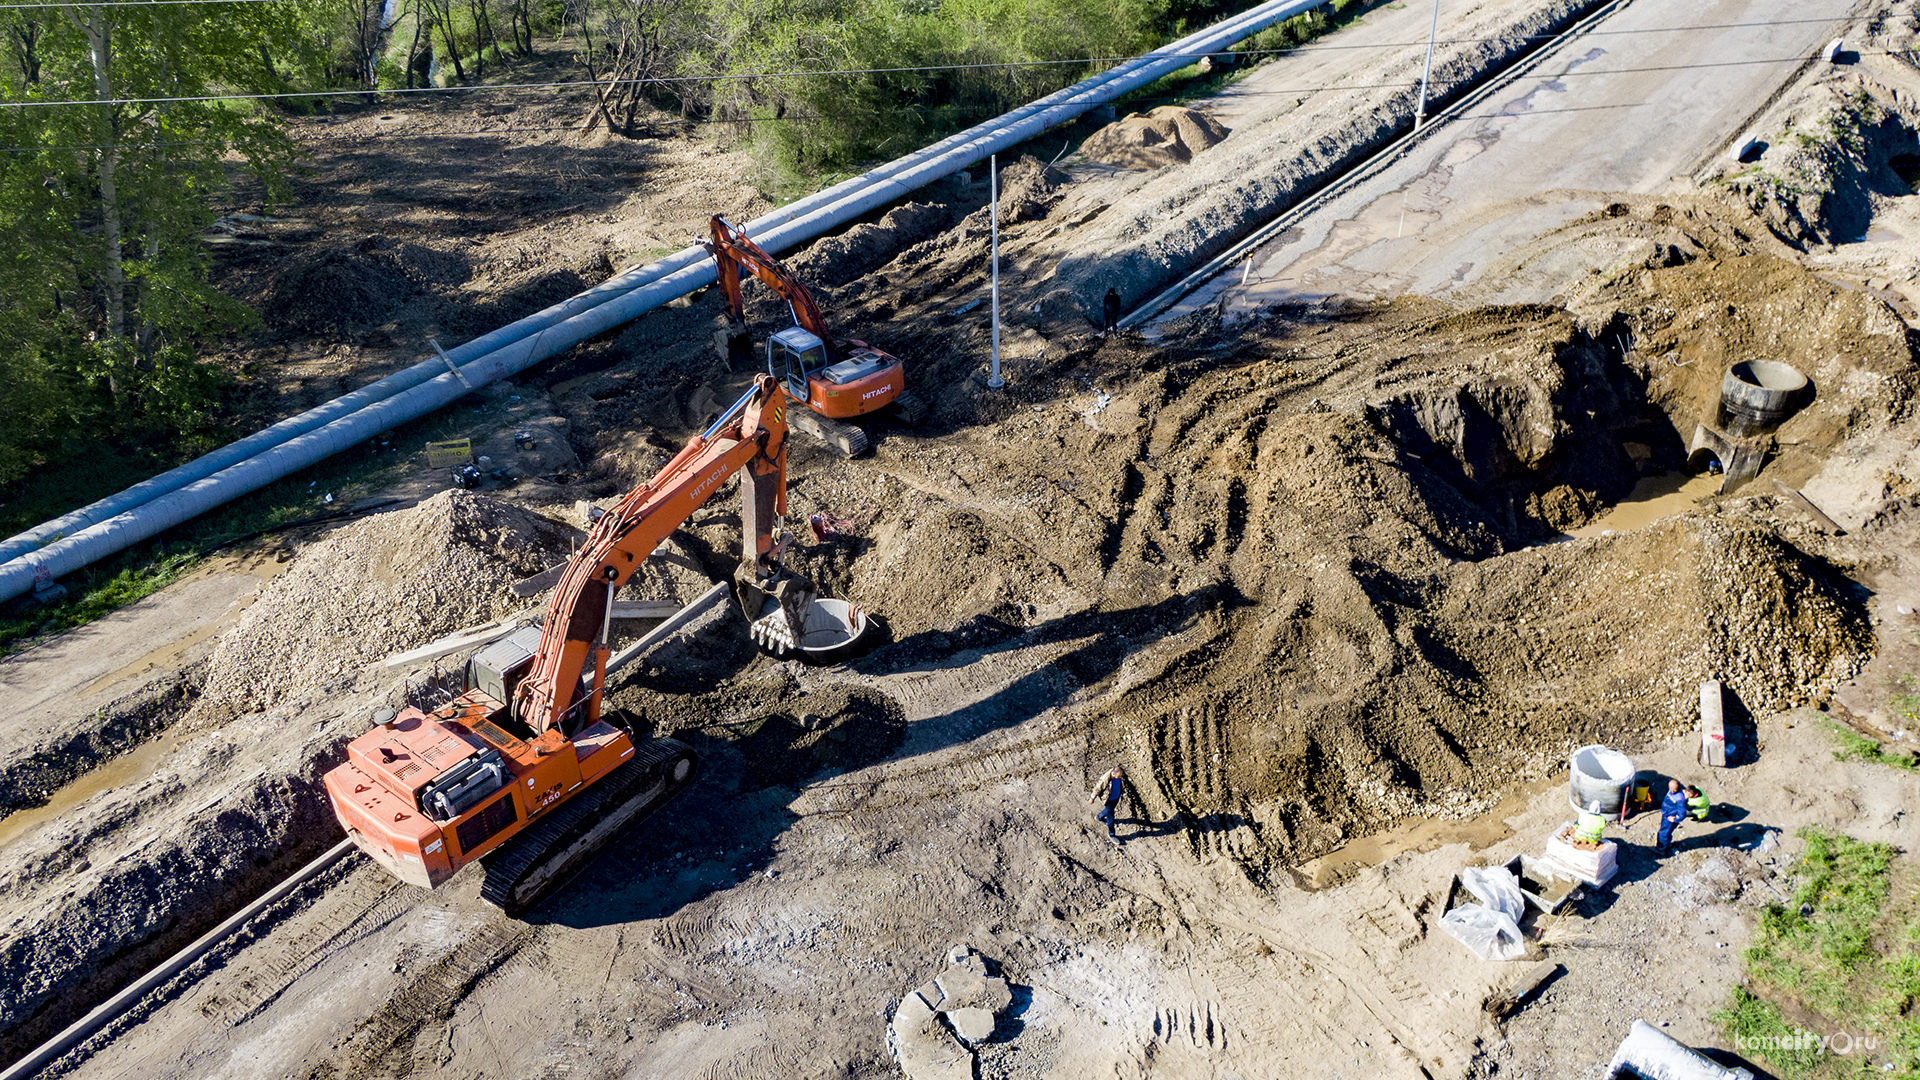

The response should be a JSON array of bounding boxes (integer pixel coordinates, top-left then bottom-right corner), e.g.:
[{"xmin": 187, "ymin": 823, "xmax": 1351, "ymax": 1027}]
[
  {"xmin": 513, "ymin": 374, "xmax": 795, "ymax": 735},
  {"xmin": 706, "ymin": 215, "xmax": 833, "ymax": 344}
]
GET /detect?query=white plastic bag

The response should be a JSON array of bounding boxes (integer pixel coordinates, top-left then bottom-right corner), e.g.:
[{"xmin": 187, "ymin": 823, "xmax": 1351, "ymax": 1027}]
[
  {"xmin": 1439, "ymin": 903, "xmax": 1528, "ymax": 961},
  {"xmin": 1458, "ymin": 866, "xmax": 1526, "ymax": 922}
]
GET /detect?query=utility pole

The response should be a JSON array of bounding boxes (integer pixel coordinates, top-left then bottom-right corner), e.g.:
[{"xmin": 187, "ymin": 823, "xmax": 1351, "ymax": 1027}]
[
  {"xmin": 1415, "ymin": 0, "xmax": 1440, "ymax": 129},
  {"xmin": 988, "ymin": 154, "xmax": 1004, "ymax": 390}
]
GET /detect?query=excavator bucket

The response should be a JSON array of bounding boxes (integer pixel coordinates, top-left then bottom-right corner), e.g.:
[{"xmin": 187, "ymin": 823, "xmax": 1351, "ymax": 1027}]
[{"xmin": 746, "ymin": 575, "xmax": 818, "ymax": 655}]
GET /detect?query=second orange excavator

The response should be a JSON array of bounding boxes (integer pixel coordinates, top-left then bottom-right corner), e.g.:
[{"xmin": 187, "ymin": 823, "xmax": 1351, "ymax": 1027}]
[
  {"xmin": 702, "ymin": 215, "xmax": 926, "ymax": 457},
  {"xmin": 323, "ymin": 374, "xmax": 840, "ymax": 913}
]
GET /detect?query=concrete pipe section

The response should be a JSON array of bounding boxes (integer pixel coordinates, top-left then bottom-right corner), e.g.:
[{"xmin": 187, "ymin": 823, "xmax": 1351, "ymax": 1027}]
[
  {"xmin": 1720, "ymin": 359, "xmax": 1810, "ymax": 432},
  {"xmin": 1568, "ymin": 744, "xmax": 1634, "ymax": 815},
  {"xmin": 797, "ymin": 598, "xmax": 870, "ymax": 658}
]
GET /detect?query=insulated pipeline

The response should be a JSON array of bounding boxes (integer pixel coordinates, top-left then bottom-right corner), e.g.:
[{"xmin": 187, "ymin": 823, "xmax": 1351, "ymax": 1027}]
[{"xmin": 0, "ymin": 0, "xmax": 1332, "ymax": 603}]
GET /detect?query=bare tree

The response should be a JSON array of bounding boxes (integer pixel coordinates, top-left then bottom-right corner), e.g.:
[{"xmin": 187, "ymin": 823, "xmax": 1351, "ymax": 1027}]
[
  {"xmin": 464, "ymin": 0, "xmax": 495, "ymax": 75},
  {"xmin": 338, "ymin": 0, "xmax": 388, "ymax": 87},
  {"xmin": 503, "ymin": 0, "xmax": 532, "ymax": 57},
  {"xmin": 420, "ymin": 0, "xmax": 465, "ymax": 82},
  {"xmin": 568, "ymin": 0, "xmax": 683, "ymax": 135},
  {"xmin": 402, "ymin": 0, "xmax": 433, "ymax": 88}
]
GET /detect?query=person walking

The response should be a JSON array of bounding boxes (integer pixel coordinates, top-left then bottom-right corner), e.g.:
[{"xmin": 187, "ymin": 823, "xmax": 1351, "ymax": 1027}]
[
  {"xmin": 1102, "ymin": 287, "xmax": 1122, "ymax": 335},
  {"xmin": 1089, "ymin": 766, "xmax": 1126, "ymax": 842},
  {"xmin": 1655, "ymin": 778, "xmax": 1687, "ymax": 855}
]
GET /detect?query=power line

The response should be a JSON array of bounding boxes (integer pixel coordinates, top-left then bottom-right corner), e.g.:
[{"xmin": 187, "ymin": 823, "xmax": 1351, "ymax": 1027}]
[
  {"xmin": 0, "ymin": 14, "xmax": 1862, "ymax": 111},
  {"xmin": 0, "ymin": 0, "xmax": 292, "ymax": 8},
  {"xmin": 0, "ymin": 39, "xmax": 1879, "ymax": 154}
]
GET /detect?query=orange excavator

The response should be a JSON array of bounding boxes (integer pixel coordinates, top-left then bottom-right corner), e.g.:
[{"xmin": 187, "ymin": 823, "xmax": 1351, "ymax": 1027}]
[
  {"xmin": 702, "ymin": 215, "xmax": 926, "ymax": 457},
  {"xmin": 323, "ymin": 374, "xmax": 824, "ymax": 913}
]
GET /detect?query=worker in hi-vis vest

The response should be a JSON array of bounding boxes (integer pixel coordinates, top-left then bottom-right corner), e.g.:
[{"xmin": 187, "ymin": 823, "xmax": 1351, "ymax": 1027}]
[
  {"xmin": 1685, "ymin": 785, "xmax": 1711, "ymax": 822},
  {"xmin": 1575, "ymin": 801, "xmax": 1608, "ymax": 844}
]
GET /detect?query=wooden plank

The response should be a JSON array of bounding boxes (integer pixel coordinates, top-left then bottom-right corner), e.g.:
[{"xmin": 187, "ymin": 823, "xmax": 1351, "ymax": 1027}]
[
  {"xmin": 1772, "ymin": 480, "xmax": 1845, "ymax": 534},
  {"xmin": 1483, "ymin": 960, "xmax": 1563, "ymax": 1018},
  {"xmin": 611, "ymin": 600, "xmax": 680, "ymax": 620},
  {"xmin": 510, "ymin": 563, "xmax": 567, "ymax": 597},
  {"xmin": 606, "ymin": 582, "xmax": 731, "ymax": 676},
  {"xmin": 1700, "ymin": 680, "xmax": 1727, "ymax": 768},
  {"xmin": 381, "ymin": 615, "xmax": 528, "ymax": 669}
]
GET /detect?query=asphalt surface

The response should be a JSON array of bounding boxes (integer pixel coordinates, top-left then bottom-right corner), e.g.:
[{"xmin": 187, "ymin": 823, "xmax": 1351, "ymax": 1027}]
[{"xmin": 1162, "ymin": 0, "xmax": 1863, "ymax": 321}]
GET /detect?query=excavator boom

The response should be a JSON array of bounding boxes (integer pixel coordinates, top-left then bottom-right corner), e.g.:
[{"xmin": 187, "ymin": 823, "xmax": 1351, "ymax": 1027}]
[{"xmin": 324, "ymin": 375, "xmax": 821, "ymax": 912}]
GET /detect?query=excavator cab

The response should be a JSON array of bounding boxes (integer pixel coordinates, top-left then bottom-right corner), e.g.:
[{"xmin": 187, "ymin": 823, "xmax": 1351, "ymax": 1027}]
[{"xmin": 768, "ymin": 325, "xmax": 828, "ymax": 403}]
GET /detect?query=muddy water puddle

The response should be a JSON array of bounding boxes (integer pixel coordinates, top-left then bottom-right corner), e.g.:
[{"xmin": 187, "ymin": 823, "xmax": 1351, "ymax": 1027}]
[
  {"xmin": 0, "ymin": 724, "xmax": 194, "ymax": 852},
  {"xmin": 1564, "ymin": 469, "xmax": 1720, "ymax": 540},
  {"xmin": 1296, "ymin": 775, "xmax": 1558, "ymax": 889}
]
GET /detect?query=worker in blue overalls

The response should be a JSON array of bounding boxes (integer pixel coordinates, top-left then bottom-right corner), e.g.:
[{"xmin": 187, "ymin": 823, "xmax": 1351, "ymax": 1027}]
[{"xmin": 1655, "ymin": 778, "xmax": 1688, "ymax": 856}]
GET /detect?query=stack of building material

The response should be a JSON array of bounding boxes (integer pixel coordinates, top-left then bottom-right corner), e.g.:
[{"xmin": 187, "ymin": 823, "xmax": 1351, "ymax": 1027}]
[{"xmin": 1540, "ymin": 823, "xmax": 1619, "ymax": 886}]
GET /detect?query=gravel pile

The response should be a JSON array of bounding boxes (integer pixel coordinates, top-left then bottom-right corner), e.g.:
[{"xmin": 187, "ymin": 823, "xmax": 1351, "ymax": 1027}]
[{"xmin": 190, "ymin": 491, "xmax": 577, "ymax": 725}]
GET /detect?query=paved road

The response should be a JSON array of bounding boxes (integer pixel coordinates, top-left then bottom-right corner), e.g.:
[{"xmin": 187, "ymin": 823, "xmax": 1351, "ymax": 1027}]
[{"xmin": 1162, "ymin": 0, "xmax": 1863, "ymax": 321}]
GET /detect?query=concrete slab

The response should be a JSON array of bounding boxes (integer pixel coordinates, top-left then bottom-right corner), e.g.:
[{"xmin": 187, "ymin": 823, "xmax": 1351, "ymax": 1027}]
[
  {"xmin": 932, "ymin": 966, "xmax": 986, "ymax": 1010},
  {"xmin": 949, "ymin": 1006, "xmax": 996, "ymax": 1043}
]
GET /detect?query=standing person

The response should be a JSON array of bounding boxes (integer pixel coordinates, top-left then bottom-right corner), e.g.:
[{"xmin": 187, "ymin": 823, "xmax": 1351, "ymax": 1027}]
[
  {"xmin": 1102, "ymin": 287, "xmax": 1122, "ymax": 335},
  {"xmin": 1089, "ymin": 766, "xmax": 1126, "ymax": 842},
  {"xmin": 1655, "ymin": 778, "xmax": 1687, "ymax": 856}
]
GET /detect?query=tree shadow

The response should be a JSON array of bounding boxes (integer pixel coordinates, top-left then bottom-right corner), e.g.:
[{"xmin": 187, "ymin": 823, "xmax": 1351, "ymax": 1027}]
[{"xmin": 530, "ymin": 583, "xmax": 1240, "ymax": 926}]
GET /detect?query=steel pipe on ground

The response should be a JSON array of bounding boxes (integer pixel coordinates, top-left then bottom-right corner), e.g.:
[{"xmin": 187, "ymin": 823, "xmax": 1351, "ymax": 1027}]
[{"xmin": 0, "ymin": 0, "xmax": 1323, "ymax": 603}]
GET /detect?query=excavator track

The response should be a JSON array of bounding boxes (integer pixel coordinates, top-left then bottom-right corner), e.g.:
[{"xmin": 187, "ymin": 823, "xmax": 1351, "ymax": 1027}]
[
  {"xmin": 787, "ymin": 406, "xmax": 868, "ymax": 458},
  {"xmin": 478, "ymin": 738, "xmax": 696, "ymax": 915},
  {"xmin": 891, "ymin": 391, "xmax": 929, "ymax": 427}
]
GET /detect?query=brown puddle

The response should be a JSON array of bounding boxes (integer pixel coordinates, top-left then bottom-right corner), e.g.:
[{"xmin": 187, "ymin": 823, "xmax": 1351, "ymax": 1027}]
[
  {"xmin": 1296, "ymin": 775, "xmax": 1560, "ymax": 889},
  {"xmin": 0, "ymin": 723, "xmax": 194, "ymax": 853},
  {"xmin": 1566, "ymin": 470, "xmax": 1720, "ymax": 539}
]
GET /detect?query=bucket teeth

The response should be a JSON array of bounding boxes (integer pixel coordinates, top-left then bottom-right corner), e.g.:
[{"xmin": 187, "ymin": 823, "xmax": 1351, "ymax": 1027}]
[{"xmin": 748, "ymin": 576, "xmax": 817, "ymax": 656}]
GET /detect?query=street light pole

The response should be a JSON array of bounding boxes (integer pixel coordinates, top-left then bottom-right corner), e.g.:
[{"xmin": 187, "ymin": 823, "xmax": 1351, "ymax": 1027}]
[
  {"xmin": 1415, "ymin": 0, "xmax": 1440, "ymax": 129},
  {"xmin": 988, "ymin": 153, "xmax": 1004, "ymax": 390}
]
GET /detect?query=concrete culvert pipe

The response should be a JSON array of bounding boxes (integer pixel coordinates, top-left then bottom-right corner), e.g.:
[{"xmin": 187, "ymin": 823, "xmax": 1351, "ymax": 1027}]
[
  {"xmin": 1720, "ymin": 359, "xmax": 1808, "ymax": 430},
  {"xmin": 1568, "ymin": 745, "xmax": 1634, "ymax": 815}
]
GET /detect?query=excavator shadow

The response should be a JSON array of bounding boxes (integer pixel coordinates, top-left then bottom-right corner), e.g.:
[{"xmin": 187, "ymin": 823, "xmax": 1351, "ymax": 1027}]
[{"xmin": 526, "ymin": 583, "xmax": 1246, "ymax": 928}]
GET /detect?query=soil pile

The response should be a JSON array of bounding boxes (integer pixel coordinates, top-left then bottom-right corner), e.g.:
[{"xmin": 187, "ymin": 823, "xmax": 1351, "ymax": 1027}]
[
  {"xmin": 260, "ymin": 245, "xmax": 419, "ymax": 336},
  {"xmin": 189, "ymin": 491, "xmax": 576, "ymax": 725},
  {"xmin": 809, "ymin": 291, "xmax": 1876, "ymax": 876},
  {"xmin": 1080, "ymin": 106, "xmax": 1230, "ymax": 170},
  {"xmin": 788, "ymin": 202, "xmax": 957, "ymax": 289}
]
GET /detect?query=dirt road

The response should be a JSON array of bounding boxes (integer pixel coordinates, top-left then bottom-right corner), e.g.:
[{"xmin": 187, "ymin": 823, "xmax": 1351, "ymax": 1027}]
[{"xmin": 1169, "ymin": 0, "xmax": 1862, "ymax": 320}]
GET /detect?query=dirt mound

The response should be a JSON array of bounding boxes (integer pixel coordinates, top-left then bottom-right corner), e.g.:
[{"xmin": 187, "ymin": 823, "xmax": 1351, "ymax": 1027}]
[
  {"xmin": 189, "ymin": 491, "xmax": 576, "ymax": 725},
  {"xmin": 1712, "ymin": 63, "xmax": 1920, "ymax": 247},
  {"xmin": 379, "ymin": 240, "xmax": 473, "ymax": 288},
  {"xmin": 1080, "ymin": 106, "xmax": 1230, "ymax": 170},
  {"xmin": 788, "ymin": 202, "xmax": 956, "ymax": 289},
  {"xmin": 993, "ymin": 155, "xmax": 1069, "ymax": 223},
  {"xmin": 826, "ymin": 289, "xmax": 1875, "ymax": 875},
  {"xmin": 260, "ymin": 245, "xmax": 419, "ymax": 336}
]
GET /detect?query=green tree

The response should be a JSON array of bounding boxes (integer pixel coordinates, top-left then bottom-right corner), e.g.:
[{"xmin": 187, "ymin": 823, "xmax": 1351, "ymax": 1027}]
[{"xmin": 0, "ymin": 2, "xmax": 306, "ymax": 483}]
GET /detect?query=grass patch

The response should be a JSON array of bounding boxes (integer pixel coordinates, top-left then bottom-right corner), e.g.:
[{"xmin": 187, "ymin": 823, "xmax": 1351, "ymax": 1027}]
[
  {"xmin": 1716, "ymin": 827, "xmax": 1920, "ymax": 1078},
  {"xmin": 1828, "ymin": 722, "xmax": 1919, "ymax": 770}
]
